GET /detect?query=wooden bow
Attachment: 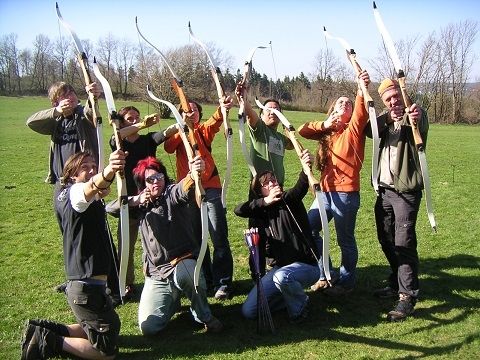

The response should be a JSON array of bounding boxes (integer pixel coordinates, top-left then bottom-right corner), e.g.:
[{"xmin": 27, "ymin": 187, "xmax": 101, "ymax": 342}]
[
  {"xmin": 255, "ymin": 99, "xmax": 332, "ymax": 282},
  {"xmin": 237, "ymin": 46, "xmax": 268, "ymax": 177},
  {"xmin": 136, "ymin": 18, "xmax": 209, "ymax": 291},
  {"xmin": 92, "ymin": 59, "xmax": 130, "ymax": 299},
  {"xmin": 188, "ymin": 22, "xmax": 233, "ymax": 210},
  {"xmin": 55, "ymin": 2, "xmax": 104, "ymax": 169},
  {"xmin": 323, "ymin": 27, "xmax": 381, "ymax": 194},
  {"xmin": 373, "ymin": 2, "xmax": 437, "ymax": 232}
]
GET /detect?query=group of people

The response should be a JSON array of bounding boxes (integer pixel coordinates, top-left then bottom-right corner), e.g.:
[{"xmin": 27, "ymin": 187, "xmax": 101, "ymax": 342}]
[{"xmin": 20, "ymin": 65, "xmax": 430, "ymax": 359}]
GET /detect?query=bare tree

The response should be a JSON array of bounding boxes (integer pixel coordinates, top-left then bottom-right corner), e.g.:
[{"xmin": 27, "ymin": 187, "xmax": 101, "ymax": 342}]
[
  {"xmin": 30, "ymin": 34, "xmax": 53, "ymax": 93},
  {"xmin": 440, "ymin": 20, "xmax": 478, "ymax": 123},
  {"xmin": 0, "ymin": 33, "xmax": 22, "ymax": 94},
  {"xmin": 52, "ymin": 35, "xmax": 71, "ymax": 80},
  {"xmin": 96, "ymin": 33, "xmax": 117, "ymax": 80},
  {"xmin": 113, "ymin": 38, "xmax": 136, "ymax": 96}
]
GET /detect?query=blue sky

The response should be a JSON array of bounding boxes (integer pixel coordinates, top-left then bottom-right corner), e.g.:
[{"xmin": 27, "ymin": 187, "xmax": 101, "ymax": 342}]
[{"xmin": 1, "ymin": 0, "xmax": 479, "ymax": 81}]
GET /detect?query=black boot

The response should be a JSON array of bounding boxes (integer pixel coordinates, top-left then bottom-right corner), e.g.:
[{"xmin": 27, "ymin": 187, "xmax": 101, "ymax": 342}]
[
  {"xmin": 21, "ymin": 322, "xmax": 64, "ymax": 360},
  {"xmin": 28, "ymin": 319, "xmax": 69, "ymax": 337}
]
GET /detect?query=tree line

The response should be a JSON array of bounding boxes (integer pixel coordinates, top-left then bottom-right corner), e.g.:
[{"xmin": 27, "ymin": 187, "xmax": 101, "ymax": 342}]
[{"xmin": 0, "ymin": 19, "xmax": 478, "ymax": 123}]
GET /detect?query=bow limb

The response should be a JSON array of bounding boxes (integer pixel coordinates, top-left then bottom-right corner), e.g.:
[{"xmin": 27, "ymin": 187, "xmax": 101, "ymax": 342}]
[
  {"xmin": 188, "ymin": 22, "xmax": 232, "ymax": 209},
  {"xmin": 238, "ymin": 46, "xmax": 267, "ymax": 177},
  {"xmin": 255, "ymin": 99, "xmax": 332, "ymax": 282},
  {"xmin": 373, "ymin": 2, "xmax": 437, "ymax": 232},
  {"xmin": 136, "ymin": 19, "xmax": 203, "ymax": 201},
  {"xmin": 136, "ymin": 18, "xmax": 192, "ymax": 113},
  {"xmin": 146, "ymin": 90, "xmax": 208, "ymax": 292},
  {"xmin": 92, "ymin": 60, "xmax": 130, "ymax": 300},
  {"xmin": 56, "ymin": 2, "xmax": 104, "ymax": 170},
  {"xmin": 323, "ymin": 27, "xmax": 380, "ymax": 193}
]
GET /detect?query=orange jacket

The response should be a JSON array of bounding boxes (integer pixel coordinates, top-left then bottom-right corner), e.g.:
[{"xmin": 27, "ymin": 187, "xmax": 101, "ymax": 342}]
[
  {"xmin": 298, "ymin": 95, "xmax": 368, "ymax": 192},
  {"xmin": 164, "ymin": 107, "xmax": 223, "ymax": 189}
]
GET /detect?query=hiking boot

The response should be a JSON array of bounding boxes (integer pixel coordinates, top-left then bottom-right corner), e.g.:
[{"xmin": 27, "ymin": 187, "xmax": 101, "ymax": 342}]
[
  {"xmin": 21, "ymin": 322, "xmax": 39, "ymax": 360},
  {"xmin": 323, "ymin": 285, "xmax": 353, "ymax": 297},
  {"xmin": 373, "ymin": 286, "xmax": 398, "ymax": 299},
  {"xmin": 21, "ymin": 322, "xmax": 64, "ymax": 359},
  {"xmin": 214, "ymin": 285, "xmax": 231, "ymax": 300},
  {"xmin": 204, "ymin": 316, "xmax": 223, "ymax": 333},
  {"xmin": 387, "ymin": 294, "xmax": 416, "ymax": 322}
]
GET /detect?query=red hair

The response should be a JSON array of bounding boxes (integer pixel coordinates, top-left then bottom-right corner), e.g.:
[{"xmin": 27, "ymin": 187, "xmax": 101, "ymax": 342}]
[{"xmin": 133, "ymin": 156, "xmax": 170, "ymax": 192}]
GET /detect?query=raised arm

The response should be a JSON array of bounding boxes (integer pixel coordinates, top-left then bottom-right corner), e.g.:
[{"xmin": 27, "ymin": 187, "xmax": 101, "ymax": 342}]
[
  {"xmin": 83, "ymin": 149, "xmax": 126, "ymax": 202},
  {"xmin": 235, "ymin": 82, "xmax": 260, "ymax": 128}
]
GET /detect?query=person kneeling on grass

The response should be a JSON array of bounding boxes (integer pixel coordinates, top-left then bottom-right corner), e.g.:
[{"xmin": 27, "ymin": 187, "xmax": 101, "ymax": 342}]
[
  {"xmin": 234, "ymin": 149, "xmax": 320, "ymax": 324},
  {"xmin": 21, "ymin": 149, "xmax": 126, "ymax": 360},
  {"xmin": 129, "ymin": 156, "xmax": 223, "ymax": 335}
]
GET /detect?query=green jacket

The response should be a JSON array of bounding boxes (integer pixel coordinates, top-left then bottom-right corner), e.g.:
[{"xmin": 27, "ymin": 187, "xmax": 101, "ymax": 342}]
[{"xmin": 376, "ymin": 109, "xmax": 429, "ymax": 192}]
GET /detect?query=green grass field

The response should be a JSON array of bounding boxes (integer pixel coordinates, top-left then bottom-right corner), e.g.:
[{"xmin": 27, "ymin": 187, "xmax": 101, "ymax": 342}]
[{"xmin": 0, "ymin": 96, "xmax": 479, "ymax": 359}]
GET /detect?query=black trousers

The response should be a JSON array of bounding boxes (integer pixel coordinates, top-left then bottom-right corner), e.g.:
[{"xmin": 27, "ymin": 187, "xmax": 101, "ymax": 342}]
[{"xmin": 374, "ymin": 187, "xmax": 422, "ymax": 298}]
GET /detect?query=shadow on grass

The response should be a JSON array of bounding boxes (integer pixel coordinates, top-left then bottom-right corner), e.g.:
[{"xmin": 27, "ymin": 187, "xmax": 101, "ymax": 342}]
[{"xmin": 117, "ymin": 254, "xmax": 480, "ymax": 359}]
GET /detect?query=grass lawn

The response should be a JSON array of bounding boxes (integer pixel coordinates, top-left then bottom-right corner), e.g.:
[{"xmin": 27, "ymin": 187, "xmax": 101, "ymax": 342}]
[{"xmin": 0, "ymin": 96, "xmax": 479, "ymax": 359}]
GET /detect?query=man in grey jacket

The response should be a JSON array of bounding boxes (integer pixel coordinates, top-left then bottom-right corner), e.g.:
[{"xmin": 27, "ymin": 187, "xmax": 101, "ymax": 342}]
[
  {"xmin": 372, "ymin": 78, "xmax": 429, "ymax": 322},
  {"xmin": 26, "ymin": 81, "xmax": 100, "ymax": 185}
]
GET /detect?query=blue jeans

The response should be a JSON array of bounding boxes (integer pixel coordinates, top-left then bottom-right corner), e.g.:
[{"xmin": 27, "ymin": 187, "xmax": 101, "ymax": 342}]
[
  {"xmin": 309, "ymin": 191, "xmax": 360, "ymax": 289},
  {"xmin": 204, "ymin": 188, "xmax": 233, "ymax": 289},
  {"xmin": 242, "ymin": 262, "xmax": 319, "ymax": 320},
  {"xmin": 138, "ymin": 259, "xmax": 212, "ymax": 336}
]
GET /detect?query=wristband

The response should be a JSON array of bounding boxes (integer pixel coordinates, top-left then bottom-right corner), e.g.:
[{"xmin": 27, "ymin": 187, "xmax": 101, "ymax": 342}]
[
  {"xmin": 101, "ymin": 169, "xmax": 115, "ymax": 183},
  {"xmin": 91, "ymin": 178, "xmax": 109, "ymax": 191}
]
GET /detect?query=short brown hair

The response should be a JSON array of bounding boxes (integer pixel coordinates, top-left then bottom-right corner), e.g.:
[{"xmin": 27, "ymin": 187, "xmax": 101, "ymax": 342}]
[
  {"xmin": 60, "ymin": 151, "xmax": 95, "ymax": 186},
  {"xmin": 48, "ymin": 82, "xmax": 76, "ymax": 105}
]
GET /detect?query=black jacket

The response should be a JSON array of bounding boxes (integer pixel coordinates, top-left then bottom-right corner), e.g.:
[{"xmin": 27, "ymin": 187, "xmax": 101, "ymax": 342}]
[{"xmin": 234, "ymin": 171, "xmax": 318, "ymax": 267}]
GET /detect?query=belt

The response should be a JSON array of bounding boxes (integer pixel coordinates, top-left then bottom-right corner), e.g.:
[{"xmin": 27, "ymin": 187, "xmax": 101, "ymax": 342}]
[{"xmin": 169, "ymin": 253, "xmax": 193, "ymax": 266}]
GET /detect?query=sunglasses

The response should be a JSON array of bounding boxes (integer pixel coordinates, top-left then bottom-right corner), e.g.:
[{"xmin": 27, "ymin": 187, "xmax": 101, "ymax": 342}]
[{"xmin": 145, "ymin": 173, "xmax": 165, "ymax": 184}]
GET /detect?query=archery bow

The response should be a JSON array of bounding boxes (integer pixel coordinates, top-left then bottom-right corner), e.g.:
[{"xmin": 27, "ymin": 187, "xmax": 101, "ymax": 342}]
[
  {"xmin": 237, "ymin": 46, "xmax": 267, "ymax": 177},
  {"xmin": 135, "ymin": 18, "xmax": 210, "ymax": 290},
  {"xmin": 135, "ymin": 17, "xmax": 199, "ymax": 162},
  {"xmin": 255, "ymin": 98, "xmax": 332, "ymax": 282},
  {"xmin": 55, "ymin": 2, "xmax": 104, "ymax": 170},
  {"xmin": 323, "ymin": 27, "xmax": 380, "ymax": 194},
  {"xmin": 188, "ymin": 22, "xmax": 232, "ymax": 210},
  {"xmin": 373, "ymin": 2, "xmax": 437, "ymax": 232},
  {"xmin": 92, "ymin": 59, "xmax": 130, "ymax": 300},
  {"xmin": 146, "ymin": 88, "xmax": 208, "ymax": 293}
]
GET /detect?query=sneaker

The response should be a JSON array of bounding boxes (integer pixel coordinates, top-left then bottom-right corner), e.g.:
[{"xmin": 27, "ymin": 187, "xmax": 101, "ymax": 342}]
[
  {"xmin": 214, "ymin": 285, "xmax": 231, "ymax": 300},
  {"xmin": 54, "ymin": 282, "xmax": 67, "ymax": 294},
  {"xmin": 387, "ymin": 294, "xmax": 416, "ymax": 322},
  {"xmin": 20, "ymin": 322, "xmax": 40, "ymax": 360},
  {"xmin": 204, "ymin": 316, "xmax": 224, "ymax": 333},
  {"xmin": 323, "ymin": 285, "xmax": 353, "ymax": 297},
  {"xmin": 373, "ymin": 286, "xmax": 398, "ymax": 299}
]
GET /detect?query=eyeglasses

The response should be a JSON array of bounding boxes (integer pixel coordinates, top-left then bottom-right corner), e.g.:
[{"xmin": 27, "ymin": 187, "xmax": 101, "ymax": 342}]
[{"xmin": 145, "ymin": 173, "xmax": 165, "ymax": 184}]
